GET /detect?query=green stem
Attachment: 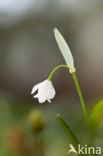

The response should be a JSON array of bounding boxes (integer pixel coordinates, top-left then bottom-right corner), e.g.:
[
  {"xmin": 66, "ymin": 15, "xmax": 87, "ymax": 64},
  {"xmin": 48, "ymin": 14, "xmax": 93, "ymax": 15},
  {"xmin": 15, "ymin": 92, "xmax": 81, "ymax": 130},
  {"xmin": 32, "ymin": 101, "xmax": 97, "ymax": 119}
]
[
  {"xmin": 39, "ymin": 135, "xmax": 44, "ymax": 156},
  {"xmin": 34, "ymin": 133, "xmax": 44, "ymax": 156},
  {"xmin": 48, "ymin": 65, "xmax": 69, "ymax": 80},
  {"xmin": 48, "ymin": 65, "xmax": 89, "ymax": 126},
  {"xmin": 35, "ymin": 133, "xmax": 39, "ymax": 149},
  {"xmin": 72, "ymin": 73, "xmax": 89, "ymax": 128},
  {"xmin": 48, "ymin": 65, "xmax": 90, "ymax": 132}
]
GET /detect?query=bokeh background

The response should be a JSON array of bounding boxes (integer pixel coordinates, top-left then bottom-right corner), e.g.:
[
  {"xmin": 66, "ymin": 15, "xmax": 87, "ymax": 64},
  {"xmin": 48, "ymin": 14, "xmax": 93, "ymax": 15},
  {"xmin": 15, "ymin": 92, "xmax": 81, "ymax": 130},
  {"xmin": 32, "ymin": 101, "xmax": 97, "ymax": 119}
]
[{"xmin": 0, "ymin": 0, "xmax": 103, "ymax": 155}]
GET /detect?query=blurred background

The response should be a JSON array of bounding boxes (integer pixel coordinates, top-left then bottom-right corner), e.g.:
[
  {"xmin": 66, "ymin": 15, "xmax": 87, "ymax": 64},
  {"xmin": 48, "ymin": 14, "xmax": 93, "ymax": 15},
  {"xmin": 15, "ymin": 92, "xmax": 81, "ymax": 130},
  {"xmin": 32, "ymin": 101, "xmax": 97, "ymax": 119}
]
[{"xmin": 0, "ymin": 0, "xmax": 103, "ymax": 155}]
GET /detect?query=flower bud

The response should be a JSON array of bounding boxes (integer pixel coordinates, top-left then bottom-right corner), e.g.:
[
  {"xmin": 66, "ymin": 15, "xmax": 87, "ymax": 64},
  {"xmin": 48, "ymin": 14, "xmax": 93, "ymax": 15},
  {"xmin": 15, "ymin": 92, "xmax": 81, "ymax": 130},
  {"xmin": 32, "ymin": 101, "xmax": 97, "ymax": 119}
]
[
  {"xmin": 29, "ymin": 110, "xmax": 45, "ymax": 133},
  {"xmin": 54, "ymin": 28, "xmax": 76, "ymax": 73}
]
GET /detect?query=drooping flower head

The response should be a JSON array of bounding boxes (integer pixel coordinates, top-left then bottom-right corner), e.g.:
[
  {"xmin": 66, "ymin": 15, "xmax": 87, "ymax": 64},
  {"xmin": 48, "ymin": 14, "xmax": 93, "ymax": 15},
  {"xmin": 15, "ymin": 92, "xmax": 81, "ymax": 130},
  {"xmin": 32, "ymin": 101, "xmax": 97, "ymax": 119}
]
[
  {"xmin": 31, "ymin": 28, "xmax": 75, "ymax": 104},
  {"xmin": 31, "ymin": 80, "xmax": 56, "ymax": 103},
  {"xmin": 53, "ymin": 28, "xmax": 76, "ymax": 73}
]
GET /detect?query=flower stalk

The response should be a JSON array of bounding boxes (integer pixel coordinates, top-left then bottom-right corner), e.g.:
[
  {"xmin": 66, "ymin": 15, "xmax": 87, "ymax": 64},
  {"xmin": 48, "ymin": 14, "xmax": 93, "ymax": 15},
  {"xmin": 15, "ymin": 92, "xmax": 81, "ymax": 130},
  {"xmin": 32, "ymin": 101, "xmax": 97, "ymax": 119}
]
[
  {"xmin": 49, "ymin": 65, "xmax": 93, "ymax": 141},
  {"xmin": 48, "ymin": 65, "xmax": 69, "ymax": 80},
  {"xmin": 48, "ymin": 65, "xmax": 89, "ymax": 129},
  {"xmin": 72, "ymin": 73, "xmax": 89, "ymax": 128}
]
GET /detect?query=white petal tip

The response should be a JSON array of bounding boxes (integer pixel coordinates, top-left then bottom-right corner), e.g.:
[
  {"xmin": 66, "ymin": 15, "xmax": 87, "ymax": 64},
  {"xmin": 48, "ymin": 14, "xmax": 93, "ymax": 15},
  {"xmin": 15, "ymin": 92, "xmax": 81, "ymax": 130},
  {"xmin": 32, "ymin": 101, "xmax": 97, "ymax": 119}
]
[
  {"xmin": 53, "ymin": 28, "xmax": 59, "ymax": 34},
  {"xmin": 39, "ymin": 101, "xmax": 44, "ymax": 104},
  {"xmin": 31, "ymin": 91, "xmax": 34, "ymax": 95},
  {"xmin": 33, "ymin": 94, "xmax": 38, "ymax": 98},
  {"xmin": 53, "ymin": 28, "xmax": 57, "ymax": 32},
  {"xmin": 47, "ymin": 99, "xmax": 51, "ymax": 103},
  {"xmin": 37, "ymin": 101, "xmax": 43, "ymax": 104},
  {"xmin": 38, "ymin": 97, "xmax": 46, "ymax": 103}
]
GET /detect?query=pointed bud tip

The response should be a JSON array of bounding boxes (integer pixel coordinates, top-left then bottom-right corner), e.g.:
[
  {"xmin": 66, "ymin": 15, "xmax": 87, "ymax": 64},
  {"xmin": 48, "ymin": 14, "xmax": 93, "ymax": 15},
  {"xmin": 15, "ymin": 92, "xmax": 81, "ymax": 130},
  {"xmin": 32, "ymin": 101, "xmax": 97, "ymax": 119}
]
[
  {"xmin": 56, "ymin": 114, "xmax": 60, "ymax": 117},
  {"xmin": 53, "ymin": 28, "xmax": 58, "ymax": 33},
  {"xmin": 53, "ymin": 28, "xmax": 75, "ymax": 68}
]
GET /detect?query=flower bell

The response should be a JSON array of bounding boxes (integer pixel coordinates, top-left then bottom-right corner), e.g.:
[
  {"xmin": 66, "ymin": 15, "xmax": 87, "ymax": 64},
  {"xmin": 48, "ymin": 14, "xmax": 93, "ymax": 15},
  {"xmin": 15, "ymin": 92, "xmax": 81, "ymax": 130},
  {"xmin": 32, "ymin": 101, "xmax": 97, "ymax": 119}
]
[{"xmin": 31, "ymin": 80, "xmax": 56, "ymax": 103}]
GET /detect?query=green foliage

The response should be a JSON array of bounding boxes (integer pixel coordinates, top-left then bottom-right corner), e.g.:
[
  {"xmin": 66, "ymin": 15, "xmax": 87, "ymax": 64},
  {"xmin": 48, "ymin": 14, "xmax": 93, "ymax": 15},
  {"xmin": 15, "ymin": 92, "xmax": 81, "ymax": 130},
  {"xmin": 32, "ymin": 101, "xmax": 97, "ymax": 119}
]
[
  {"xmin": 56, "ymin": 114, "xmax": 80, "ymax": 155},
  {"xmin": 0, "ymin": 95, "xmax": 103, "ymax": 156},
  {"xmin": 90, "ymin": 100, "xmax": 103, "ymax": 129}
]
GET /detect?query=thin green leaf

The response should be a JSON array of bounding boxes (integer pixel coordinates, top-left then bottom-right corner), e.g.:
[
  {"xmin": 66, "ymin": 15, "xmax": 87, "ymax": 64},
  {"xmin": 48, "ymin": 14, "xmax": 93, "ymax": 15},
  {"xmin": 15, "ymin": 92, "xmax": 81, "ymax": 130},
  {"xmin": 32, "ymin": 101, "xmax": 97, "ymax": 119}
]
[
  {"xmin": 91, "ymin": 100, "xmax": 103, "ymax": 128},
  {"xmin": 56, "ymin": 114, "xmax": 79, "ymax": 153}
]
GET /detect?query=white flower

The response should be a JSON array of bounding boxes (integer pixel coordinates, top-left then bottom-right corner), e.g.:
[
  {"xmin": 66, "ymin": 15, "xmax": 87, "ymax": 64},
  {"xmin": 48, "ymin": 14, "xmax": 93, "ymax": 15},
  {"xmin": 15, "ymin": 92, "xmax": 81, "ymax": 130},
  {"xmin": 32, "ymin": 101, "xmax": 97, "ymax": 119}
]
[
  {"xmin": 53, "ymin": 28, "xmax": 76, "ymax": 73},
  {"xmin": 31, "ymin": 80, "xmax": 56, "ymax": 103}
]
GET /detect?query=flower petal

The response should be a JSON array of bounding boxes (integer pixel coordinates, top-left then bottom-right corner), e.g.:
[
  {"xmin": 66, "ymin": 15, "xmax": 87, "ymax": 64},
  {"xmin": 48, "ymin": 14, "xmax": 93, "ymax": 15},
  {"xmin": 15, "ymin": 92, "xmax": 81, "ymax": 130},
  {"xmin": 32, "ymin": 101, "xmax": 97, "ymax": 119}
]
[
  {"xmin": 31, "ymin": 80, "xmax": 56, "ymax": 104},
  {"xmin": 47, "ymin": 99, "xmax": 51, "ymax": 103},
  {"xmin": 34, "ymin": 93, "xmax": 39, "ymax": 98},
  {"xmin": 38, "ymin": 97, "xmax": 46, "ymax": 103},
  {"xmin": 31, "ymin": 84, "xmax": 40, "ymax": 94}
]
